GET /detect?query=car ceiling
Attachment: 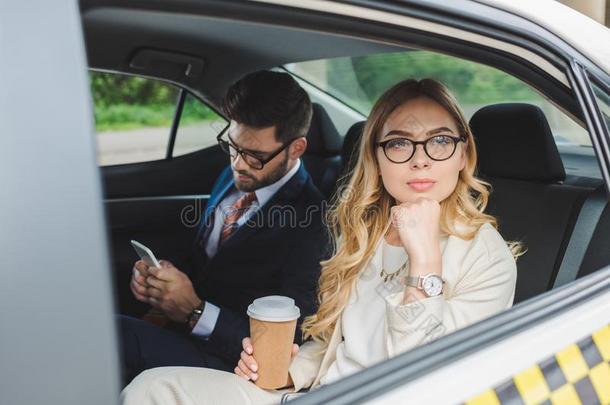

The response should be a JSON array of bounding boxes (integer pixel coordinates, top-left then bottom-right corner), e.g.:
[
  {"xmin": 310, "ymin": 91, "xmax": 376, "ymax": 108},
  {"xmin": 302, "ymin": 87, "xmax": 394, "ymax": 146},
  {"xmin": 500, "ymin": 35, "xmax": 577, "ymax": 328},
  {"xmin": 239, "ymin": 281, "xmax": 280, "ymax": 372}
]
[{"xmin": 81, "ymin": 3, "xmax": 405, "ymax": 104}]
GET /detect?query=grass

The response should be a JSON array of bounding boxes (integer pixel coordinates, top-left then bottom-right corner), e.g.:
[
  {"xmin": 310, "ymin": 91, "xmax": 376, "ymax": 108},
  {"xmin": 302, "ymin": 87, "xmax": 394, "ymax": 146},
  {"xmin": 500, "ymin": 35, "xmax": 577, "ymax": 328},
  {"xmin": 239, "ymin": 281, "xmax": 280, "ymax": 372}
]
[{"xmin": 94, "ymin": 101, "xmax": 221, "ymax": 132}]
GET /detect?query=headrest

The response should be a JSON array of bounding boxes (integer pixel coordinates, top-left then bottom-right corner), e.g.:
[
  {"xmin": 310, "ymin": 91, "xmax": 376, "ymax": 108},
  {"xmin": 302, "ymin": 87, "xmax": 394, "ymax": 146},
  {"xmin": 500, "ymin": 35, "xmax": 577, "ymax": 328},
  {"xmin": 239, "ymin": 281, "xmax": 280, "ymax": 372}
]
[
  {"xmin": 341, "ymin": 121, "xmax": 365, "ymax": 172},
  {"xmin": 470, "ymin": 103, "xmax": 565, "ymax": 182},
  {"xmin": 306, "ymin": 103, "xmax": 342, "ymax": 157}
]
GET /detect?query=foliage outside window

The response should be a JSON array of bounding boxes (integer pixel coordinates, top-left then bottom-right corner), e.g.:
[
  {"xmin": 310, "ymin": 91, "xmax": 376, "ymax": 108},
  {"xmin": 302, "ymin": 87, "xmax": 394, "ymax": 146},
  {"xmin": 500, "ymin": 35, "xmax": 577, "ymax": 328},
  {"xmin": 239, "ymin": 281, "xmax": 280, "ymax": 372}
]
[
  {"xmin": 90, "ymin": 72, "xmax": 224, "ymax": 166},
  {"xmin": 286, "ymin": 51, "xmax": 590, "ymax": 147}
]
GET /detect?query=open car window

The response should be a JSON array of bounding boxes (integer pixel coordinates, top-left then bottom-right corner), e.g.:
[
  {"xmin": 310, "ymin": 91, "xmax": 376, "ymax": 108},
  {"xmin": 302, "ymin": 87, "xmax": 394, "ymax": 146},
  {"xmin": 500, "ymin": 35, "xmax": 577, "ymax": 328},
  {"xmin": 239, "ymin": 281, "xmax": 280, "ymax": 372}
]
[
  {"xmin": 172, "ymin": 93, "xmax": 226, "ymax": 158},
  {"xmin": 91, "ymin": 71, "xmax": 179, "ymax": 166},
  {"xmin": 286, "ymin": 50, "xmax": 600, "ymax": 179},
  {"xmin": 90, "ymin": 71, "xmax": 226, "ymax": 166}
]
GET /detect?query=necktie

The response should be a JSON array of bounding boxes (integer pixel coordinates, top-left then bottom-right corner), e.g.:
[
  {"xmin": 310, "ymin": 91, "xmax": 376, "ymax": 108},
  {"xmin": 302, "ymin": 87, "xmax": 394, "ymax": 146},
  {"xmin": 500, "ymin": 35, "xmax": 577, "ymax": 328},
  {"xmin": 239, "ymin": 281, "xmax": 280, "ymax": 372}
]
[{"xmin": 219, "ymin": 192, "xmax": 257, "ymax": 245}]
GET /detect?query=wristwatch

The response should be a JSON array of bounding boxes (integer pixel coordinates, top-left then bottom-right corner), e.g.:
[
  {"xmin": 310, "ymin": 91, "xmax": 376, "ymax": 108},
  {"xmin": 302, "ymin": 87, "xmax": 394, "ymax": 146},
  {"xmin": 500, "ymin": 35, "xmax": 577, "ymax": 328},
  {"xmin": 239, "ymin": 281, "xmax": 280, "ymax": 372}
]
[
  {"xmin": 405, "ymin": 274, "xmax": 445, "ymax": 297},
  {"xmin": 186, "ymin": 302, "xmax": 205, "ymax": 330}
]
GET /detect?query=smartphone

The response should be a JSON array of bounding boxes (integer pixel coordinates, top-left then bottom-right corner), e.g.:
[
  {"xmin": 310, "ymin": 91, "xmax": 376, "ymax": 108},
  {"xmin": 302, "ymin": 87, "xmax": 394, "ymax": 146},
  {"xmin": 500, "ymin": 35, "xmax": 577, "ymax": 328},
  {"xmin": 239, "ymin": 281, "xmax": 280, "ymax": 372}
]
[{"xmin": 130, "ymin": 240, "xmax": 161, "ymax": 268}]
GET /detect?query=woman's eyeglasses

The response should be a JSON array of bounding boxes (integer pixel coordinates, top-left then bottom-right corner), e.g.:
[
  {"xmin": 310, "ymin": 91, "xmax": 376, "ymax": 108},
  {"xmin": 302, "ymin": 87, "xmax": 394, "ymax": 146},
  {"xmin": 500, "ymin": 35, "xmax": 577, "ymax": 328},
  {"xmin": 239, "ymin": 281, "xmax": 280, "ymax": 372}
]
[
  {"xmin": 376, "ymin": 135, "xmax": 466, "ymax": 163},
  {"xmin": 216, "ymin": 125, "xmax": 297, "ymax": 170}
]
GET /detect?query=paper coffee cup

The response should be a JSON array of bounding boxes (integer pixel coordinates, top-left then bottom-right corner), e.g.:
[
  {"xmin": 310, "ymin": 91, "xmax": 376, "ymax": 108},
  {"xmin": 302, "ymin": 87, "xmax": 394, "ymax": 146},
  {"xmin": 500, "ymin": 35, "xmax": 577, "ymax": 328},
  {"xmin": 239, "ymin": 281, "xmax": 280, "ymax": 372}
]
[{"xmin": 247, "ymin": 296, "xmax": 300, "ymax": 389}]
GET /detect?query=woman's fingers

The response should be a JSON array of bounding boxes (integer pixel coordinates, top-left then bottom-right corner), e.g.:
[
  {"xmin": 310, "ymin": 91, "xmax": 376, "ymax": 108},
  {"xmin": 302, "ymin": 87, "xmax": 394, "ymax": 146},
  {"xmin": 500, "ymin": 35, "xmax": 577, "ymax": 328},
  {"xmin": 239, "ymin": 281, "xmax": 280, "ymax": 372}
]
[
  {"xmin": 237, "ymin": 359, "xmax": 258, "ymax": 381},
  {"xmin": 234, "ymin": 366, "xmax": 249, "ymax": 380},
  {"xmin": 242, "ymin": 337, "xmax": 253, "ymax": 355},
  {"xmin": 240, "ymin": 350, "xmax": 258, "ymax": 373},
  {"xmin": 238, "ymin": 337, "xmax": 258, "ymax": 381},
  {"xmin": 290, "ymin": 344, "xmax": 299, "ymax": 358}
]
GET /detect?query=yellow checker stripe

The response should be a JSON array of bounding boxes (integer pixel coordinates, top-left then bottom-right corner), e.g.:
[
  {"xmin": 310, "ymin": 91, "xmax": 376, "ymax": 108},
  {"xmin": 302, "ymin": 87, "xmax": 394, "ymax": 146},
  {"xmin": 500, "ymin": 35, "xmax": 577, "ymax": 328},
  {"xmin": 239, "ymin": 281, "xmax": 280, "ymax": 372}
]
[
  {"xmin": 513, "ymin": 366, "xmax": 550, "ymax": 405},
  {"xmin": 465, "ymin": 389, "xmax": 501, "ymax": 405},
  {"xmin": 593, "ymin": 325, "xmax": 610, "ymax": 361},
  {"xmin": 589, "ymin": 362, "xmax": 610, "ymax": 404},
  {"xmin": 463, "ymin": 323, "xmax": 610, "ymax": 405},
  {"xmin": 549, "ymin": 384, "xmax": 581, "ymax": 405},
  {"xmin": 555, "ymin": 344, "xmax": 589, "ymax": 383}
]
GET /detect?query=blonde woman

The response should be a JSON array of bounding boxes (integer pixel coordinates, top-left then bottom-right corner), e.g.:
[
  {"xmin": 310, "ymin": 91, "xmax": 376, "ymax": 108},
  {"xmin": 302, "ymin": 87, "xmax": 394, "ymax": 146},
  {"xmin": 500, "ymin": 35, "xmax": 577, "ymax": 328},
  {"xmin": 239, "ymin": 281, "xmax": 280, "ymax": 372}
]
[{"xmin": 121, "ymin": 78, "xmax": 518, "ymax": 405}]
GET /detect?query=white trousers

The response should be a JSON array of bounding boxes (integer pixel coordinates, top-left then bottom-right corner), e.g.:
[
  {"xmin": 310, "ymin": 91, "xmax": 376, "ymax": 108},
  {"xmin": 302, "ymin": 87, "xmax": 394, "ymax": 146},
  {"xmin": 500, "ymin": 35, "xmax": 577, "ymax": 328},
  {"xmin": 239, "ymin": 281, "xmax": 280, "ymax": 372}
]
[{"xmin": 121, "ymin": 367, "xmax": 296, "ymax": 405}]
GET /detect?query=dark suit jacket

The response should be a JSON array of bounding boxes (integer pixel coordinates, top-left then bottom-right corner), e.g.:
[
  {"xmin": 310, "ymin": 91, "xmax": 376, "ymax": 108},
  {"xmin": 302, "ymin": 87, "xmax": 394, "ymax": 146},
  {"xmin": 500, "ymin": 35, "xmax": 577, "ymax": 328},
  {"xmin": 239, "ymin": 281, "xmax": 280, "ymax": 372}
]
[{"xmin": 187, "ymin": 163, "xmax": 329, "ymax": 366}]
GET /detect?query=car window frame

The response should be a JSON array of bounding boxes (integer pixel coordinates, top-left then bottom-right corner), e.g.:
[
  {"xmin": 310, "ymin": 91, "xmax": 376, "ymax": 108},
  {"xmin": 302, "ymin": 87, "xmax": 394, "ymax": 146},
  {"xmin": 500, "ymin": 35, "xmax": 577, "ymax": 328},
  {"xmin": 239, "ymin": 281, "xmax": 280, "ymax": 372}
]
[
  {"xmin": 77, "ymin": 1, "xmax": 607, "ymax": 400},
  {"xmin": 282, "ymin": 54, "xmax": 610, "ymax": 405},
  {"xmin": 278, "ymin": 3, "xmax": 610, "ymax": 404},
  {"xmin": 169, "ymin": 90, "xmax": 228, "ymax": 159},
  {"xmin": 90, "ymin": 69, "xmax": 226, "ymax": 166},
  {"xmin": 588, "ymin": 75, "xmax": 610, "ymax": 139},
  {"xmin": 568, "ymin": 61, "xmax": 610, "ymax": 188}
]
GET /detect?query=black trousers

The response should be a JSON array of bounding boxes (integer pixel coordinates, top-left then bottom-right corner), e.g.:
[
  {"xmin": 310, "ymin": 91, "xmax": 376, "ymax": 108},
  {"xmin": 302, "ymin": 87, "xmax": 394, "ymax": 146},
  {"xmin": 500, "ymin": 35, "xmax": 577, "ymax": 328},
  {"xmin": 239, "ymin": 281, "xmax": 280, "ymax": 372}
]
[{"xmin": 118, "ymin": 315, "xmax": 233, "ymax": 387}]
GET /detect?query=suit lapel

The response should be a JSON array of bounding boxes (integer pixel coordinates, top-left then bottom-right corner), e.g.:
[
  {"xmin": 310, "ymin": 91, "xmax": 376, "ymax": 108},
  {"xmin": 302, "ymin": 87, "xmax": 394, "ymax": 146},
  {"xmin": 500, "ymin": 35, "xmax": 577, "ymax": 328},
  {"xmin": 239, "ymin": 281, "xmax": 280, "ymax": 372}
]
[{"xmin": 205, "ymin": 180, "xmax": 234, "ymax": 223}]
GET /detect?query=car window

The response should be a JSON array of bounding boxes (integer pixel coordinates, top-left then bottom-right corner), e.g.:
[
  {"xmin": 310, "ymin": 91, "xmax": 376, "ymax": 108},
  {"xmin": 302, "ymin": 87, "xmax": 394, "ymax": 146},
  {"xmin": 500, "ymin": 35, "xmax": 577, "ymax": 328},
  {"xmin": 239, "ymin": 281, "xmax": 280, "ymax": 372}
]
[
  {"xmin": 90, "ymin": 72, "xmax": 225, "ymax": 166},
  {"xmin": 173, "ymin": 93, "xmax": 226, "ymax": 157},
  {"xmin": 91, "ymin": 71, "xmax": 179, "ymax": 166},
  {"xmin": 285, "ymin": 50, "xmax": 598, "ymax": 178}
]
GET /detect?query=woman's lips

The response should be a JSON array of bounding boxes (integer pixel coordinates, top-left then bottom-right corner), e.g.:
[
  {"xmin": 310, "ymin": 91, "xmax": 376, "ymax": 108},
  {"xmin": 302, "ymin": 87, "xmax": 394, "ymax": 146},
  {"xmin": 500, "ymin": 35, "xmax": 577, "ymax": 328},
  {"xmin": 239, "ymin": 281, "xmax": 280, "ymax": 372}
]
[{"xmin": 407, "ymin": 181, "xmax": 436, "ymax": 192}]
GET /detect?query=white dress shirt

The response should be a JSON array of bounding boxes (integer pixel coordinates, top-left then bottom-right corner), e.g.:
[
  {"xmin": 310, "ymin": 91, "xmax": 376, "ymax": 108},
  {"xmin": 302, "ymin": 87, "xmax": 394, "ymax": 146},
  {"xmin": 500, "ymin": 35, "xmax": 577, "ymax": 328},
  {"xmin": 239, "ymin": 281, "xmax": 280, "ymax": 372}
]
[{"xmin": 191, "ymin": 159, "xmax": 302, "ymax": 339}]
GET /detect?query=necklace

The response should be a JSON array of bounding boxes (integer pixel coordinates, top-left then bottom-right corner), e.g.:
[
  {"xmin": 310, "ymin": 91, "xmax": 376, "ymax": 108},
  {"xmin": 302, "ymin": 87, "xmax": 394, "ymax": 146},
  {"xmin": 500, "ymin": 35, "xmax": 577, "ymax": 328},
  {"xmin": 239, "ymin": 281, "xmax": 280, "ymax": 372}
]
[{"xmin": 380, "ymin": 260, "xmax": 408, "ymax": 283}]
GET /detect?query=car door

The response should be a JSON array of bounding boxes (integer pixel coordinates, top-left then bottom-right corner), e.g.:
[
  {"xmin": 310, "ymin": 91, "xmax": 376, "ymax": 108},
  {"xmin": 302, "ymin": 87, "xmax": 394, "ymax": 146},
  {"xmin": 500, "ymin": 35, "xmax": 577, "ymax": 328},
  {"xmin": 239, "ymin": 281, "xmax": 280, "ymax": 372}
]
[
  {"xmin": 92, "ymin": 72, "xmax": 229, "ymax": 315},
  {"xmin": 290, "ymin": 63, "xmax": 610, "ymax": 397},
  {"xmin": 1, "ymin": 1, "xmax": 119, "ymax": 404},
  {"xmin": 277, "ymin": 0, "xmax": 610, "ymax": 403}
]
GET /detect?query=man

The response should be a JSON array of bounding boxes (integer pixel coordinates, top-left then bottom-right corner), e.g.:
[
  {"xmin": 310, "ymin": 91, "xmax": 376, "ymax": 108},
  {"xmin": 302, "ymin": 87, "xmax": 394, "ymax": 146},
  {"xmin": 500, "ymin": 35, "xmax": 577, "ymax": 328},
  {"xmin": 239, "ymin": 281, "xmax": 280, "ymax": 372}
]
[{"xmin": 119, "ymin": 71, "xmax": 328, "ymax": 385}]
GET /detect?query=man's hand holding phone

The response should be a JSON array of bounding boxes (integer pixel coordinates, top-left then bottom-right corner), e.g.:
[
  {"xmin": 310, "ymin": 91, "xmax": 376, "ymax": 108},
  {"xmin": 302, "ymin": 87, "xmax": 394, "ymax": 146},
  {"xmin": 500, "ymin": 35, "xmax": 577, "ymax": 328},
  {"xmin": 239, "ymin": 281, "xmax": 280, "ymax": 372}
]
[
  {"xmin": 130, "ymin": 259, "xmax": 155, "ymax": 303},
  {"xmin": 129, "ymin": 241, "xmax": 201, "ymax": 323},
  {"xmin": 143, "ymin": 262, "xmax": 202, "ymax": 323}
]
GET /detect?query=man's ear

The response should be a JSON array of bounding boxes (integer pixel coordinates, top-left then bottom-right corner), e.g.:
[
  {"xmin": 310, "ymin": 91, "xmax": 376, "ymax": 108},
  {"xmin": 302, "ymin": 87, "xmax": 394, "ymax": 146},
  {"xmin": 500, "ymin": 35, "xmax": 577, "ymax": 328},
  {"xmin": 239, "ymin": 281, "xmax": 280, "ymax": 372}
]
[{"xmin": 289, "ymin": 137, "xmax": 307, "ymax": 159}]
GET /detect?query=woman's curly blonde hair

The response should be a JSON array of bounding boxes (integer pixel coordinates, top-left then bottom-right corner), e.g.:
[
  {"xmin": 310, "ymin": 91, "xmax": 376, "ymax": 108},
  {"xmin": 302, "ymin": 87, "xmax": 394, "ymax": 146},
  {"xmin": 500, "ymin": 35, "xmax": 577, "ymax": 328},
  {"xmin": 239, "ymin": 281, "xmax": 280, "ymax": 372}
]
[{"xmin": 301, "ymin": 78, "xmax": 523, "ymax": 345}]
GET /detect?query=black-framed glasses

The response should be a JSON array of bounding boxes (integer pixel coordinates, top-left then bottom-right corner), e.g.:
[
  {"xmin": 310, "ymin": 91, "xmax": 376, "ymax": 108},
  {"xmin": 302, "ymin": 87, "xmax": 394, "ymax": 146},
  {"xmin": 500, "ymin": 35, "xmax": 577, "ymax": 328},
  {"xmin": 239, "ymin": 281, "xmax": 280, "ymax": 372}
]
[
  {"xmin": 376, "ymin": 135, "xmax": 467, "ymax": 163},
  {"xmin": 216, "ymin": 125, "xmax": 297, "ymax": 170}
]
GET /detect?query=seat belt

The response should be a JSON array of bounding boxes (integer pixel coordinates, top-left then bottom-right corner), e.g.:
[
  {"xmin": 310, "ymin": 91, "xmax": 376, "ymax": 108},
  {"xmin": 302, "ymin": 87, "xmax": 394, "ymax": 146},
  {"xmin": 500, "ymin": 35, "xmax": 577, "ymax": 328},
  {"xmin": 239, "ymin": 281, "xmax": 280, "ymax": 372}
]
[{"xmin": 553, "ymin": 188, "xmax": 608, "ymax": 288}]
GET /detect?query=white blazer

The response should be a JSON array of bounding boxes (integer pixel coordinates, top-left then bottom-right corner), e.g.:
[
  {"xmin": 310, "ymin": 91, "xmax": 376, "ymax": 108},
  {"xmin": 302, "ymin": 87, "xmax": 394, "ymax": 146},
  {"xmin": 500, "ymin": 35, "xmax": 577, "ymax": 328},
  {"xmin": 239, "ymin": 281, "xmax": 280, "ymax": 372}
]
[{"xmin": 288, "ymin": 222, "xmax": 517, "ymax": 391}]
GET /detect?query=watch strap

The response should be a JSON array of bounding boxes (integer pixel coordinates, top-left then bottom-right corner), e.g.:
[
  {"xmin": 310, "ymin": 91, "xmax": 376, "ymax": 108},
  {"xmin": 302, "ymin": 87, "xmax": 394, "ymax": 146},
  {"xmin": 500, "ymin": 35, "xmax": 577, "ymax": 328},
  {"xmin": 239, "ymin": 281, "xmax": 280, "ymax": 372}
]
[
  {"xmin": 187, "ymin": 302, "xmax": 205, "ymax": 330},
  {"xmin": 405, "ymin": 275, "xmax": 421, "ymax": 289},
  {"xmin": 404, "ymin": 274, "xmax": 445, "ymax": 297}
]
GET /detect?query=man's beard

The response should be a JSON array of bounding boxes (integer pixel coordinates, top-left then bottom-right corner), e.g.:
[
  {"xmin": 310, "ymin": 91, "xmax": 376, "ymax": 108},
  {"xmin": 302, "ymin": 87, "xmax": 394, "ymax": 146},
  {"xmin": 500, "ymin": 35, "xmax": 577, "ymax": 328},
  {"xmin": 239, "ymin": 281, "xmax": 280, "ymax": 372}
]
[{"xmin": 234, "ymin": 154, "xmax": 290, "ymax": 192}]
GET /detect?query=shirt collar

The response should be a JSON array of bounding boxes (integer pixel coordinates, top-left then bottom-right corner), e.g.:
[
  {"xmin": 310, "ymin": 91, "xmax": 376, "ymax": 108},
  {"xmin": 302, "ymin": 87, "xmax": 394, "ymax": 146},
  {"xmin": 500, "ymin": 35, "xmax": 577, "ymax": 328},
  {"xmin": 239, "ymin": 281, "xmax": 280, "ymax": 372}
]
[{"xmin": 253, "ymin": 159, "xmax": 301, "ymax": 208}]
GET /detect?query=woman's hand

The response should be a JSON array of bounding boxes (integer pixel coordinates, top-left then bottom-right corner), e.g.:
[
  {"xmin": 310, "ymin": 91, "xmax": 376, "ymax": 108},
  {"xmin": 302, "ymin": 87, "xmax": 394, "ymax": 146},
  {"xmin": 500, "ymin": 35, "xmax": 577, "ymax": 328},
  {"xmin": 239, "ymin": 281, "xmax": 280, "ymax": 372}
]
[
  {"xmin": 391, "ymin": 197, "xmax": 442, "ymax": 269},
  {"xmin": 234, "ymin": 337, "xmax": 300, "ymax": 383}
]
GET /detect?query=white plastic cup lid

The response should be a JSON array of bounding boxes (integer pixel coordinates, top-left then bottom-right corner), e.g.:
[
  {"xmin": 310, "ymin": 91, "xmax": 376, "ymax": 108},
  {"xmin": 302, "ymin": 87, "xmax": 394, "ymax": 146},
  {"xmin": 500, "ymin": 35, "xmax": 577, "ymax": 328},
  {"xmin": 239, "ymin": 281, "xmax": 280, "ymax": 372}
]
[{"xmin": 247, "ymin": 295, "xmax": 301, "ymax": 322}]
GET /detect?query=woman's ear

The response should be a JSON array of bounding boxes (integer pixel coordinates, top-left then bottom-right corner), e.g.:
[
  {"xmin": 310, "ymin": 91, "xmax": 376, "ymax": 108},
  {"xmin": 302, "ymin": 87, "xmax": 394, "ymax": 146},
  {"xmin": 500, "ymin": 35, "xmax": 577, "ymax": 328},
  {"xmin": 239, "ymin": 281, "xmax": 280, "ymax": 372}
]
[{"xmin": 289, "ymin": 137, "xmax": 307, "ymax": 159}]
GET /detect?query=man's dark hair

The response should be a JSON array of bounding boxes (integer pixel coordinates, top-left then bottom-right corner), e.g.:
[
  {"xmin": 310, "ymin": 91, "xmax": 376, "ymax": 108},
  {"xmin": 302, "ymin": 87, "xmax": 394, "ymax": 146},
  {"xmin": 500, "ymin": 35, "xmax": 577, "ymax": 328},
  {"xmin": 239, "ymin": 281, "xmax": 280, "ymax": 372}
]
[{"xmin": 222, "ymin": 70, "xmax": 313, "ymax": 143}]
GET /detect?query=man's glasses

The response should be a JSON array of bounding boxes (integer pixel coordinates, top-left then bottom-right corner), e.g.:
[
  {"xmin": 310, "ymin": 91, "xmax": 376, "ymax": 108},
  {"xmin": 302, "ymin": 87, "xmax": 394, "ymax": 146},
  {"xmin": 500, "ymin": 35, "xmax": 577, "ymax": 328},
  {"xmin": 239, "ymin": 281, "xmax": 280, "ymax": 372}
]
[
  {"xmin": 376, "ymin": 135, "xmax": 467, "ymax": 163},
  {"xmin": 216, "ymin": 125, "xmax": 297, "ymax": 170}
]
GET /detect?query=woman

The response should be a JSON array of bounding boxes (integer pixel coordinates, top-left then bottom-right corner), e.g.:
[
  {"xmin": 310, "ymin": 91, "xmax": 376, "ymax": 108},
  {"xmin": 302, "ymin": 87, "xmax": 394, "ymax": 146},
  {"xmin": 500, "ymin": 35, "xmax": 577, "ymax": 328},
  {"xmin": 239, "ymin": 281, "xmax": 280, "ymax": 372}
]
[{"xmin": 121, "ymin": 78, "xmax": 518, "ymax": 405}]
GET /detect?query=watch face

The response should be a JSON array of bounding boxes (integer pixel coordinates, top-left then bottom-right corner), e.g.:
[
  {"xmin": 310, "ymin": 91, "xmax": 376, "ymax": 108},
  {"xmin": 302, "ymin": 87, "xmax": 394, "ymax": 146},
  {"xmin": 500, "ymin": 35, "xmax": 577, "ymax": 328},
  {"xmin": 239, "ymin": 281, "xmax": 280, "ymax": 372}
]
[{"xmin": 422, "ymin": 275, "xmax": 443, "ymax": 297}]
